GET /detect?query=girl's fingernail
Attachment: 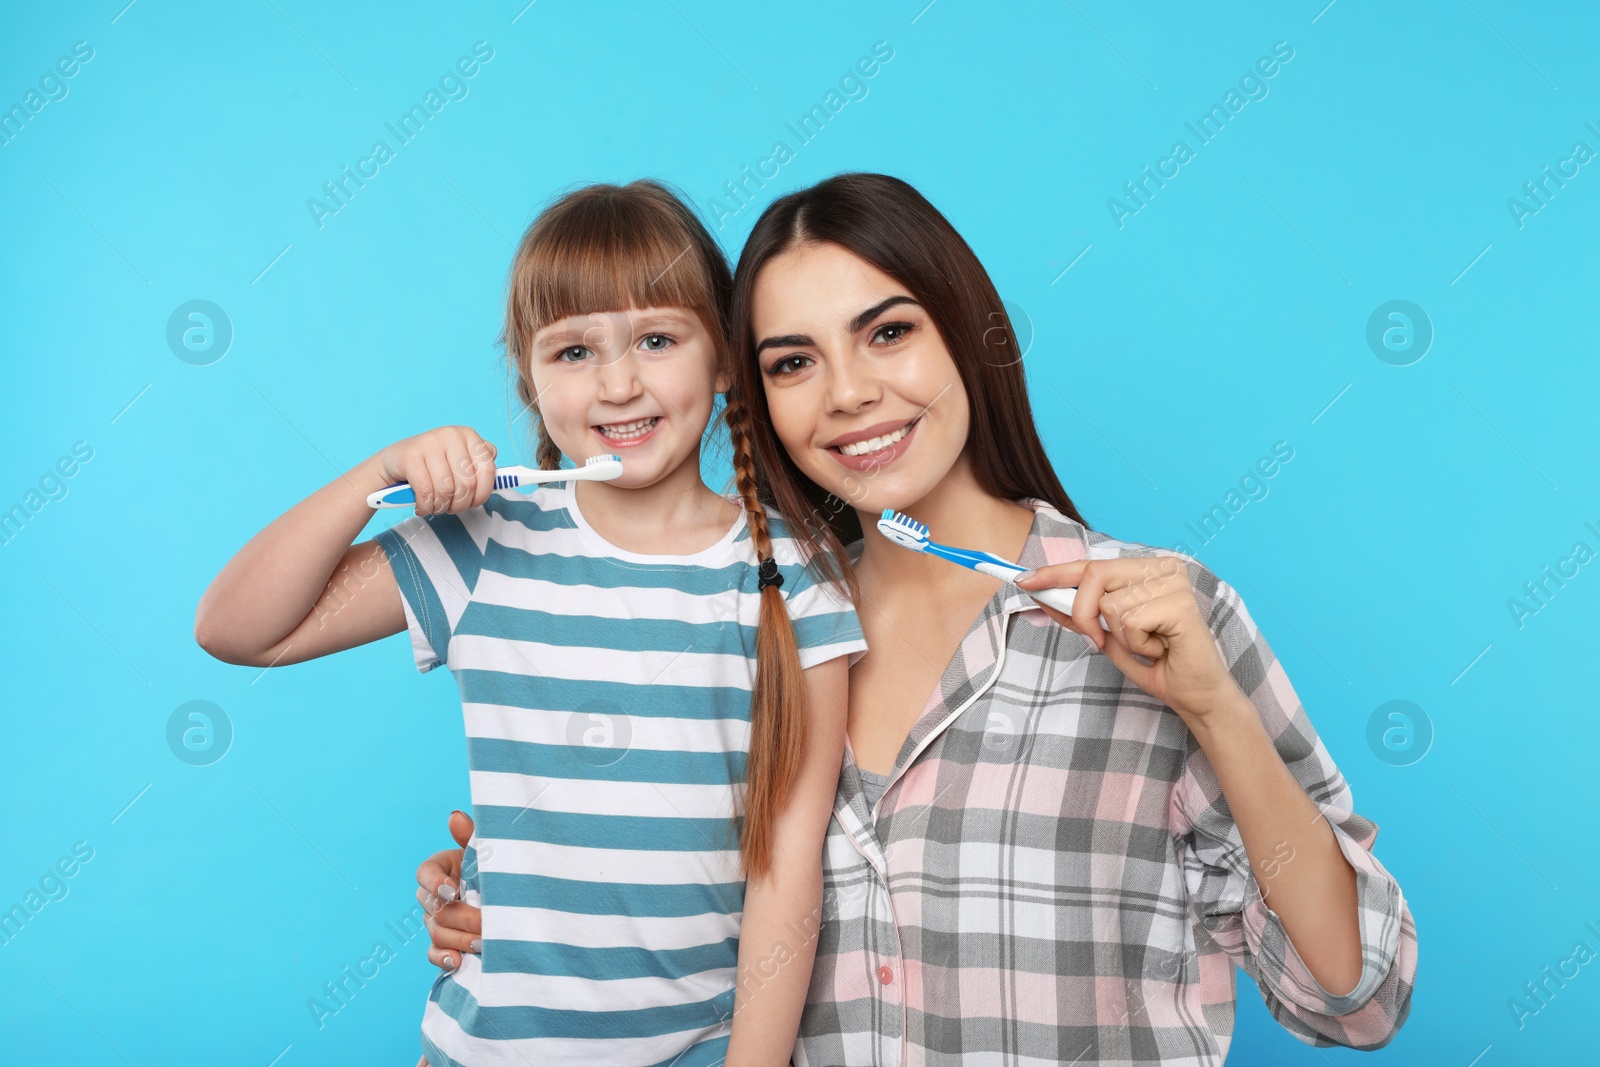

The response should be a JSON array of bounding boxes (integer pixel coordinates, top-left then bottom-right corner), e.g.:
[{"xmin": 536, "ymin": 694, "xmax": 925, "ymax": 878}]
[
  {"xmin": 451, "ymin": 810, "xmax": 466, "ymax": 820},
  {"xmin": 443, "ymin": 955, "xmax": 457, "ymax": 969},
  {"xmin": 438, "ymin": 882, "xmax": 457, "ymax": 902},
  {"xmin": 1016, "ymin": 569, "xmax": 1036, "ymax": 583},
  {"xmin": 470, "ymin": 938, "xmax": 482, "ymax": 953}
]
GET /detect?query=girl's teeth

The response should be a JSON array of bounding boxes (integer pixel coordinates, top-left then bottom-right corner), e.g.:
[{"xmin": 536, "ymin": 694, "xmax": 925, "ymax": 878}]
[
  {"xmin": 599, "ymin": 417, "xmax": 658, "ymax": 439},
  {"xmin": 840, "ymin": 421, "xmax": 912, "ymax": 457}
]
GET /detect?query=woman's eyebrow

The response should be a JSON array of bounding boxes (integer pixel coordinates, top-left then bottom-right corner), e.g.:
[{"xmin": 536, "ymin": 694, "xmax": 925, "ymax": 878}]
[
  {"xmin": 756, "ymin": 296, "xmax": 922, "ymax": 356},
  {"xmin": 755, "ymin": 332, "xmax": 814, "ymax": 356},
  {"xmin": 849, "ymin": 295, "xmax": 919, "ymax": 333}
]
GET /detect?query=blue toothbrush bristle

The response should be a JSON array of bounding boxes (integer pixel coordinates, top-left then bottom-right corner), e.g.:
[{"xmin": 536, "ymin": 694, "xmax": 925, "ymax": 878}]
[
  {"xmin": 496, "ymin": 473, "xmax": 516, "ymax": 488},
  {"xmin": 588, "ymin": 453, "xmax": 620, "ymax": 465}
]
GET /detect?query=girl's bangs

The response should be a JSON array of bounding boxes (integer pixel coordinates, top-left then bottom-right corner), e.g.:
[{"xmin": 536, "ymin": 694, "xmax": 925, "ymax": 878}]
[{"xmin": 514, "ymin": 216, "xmax": 713, "ymax": 346}]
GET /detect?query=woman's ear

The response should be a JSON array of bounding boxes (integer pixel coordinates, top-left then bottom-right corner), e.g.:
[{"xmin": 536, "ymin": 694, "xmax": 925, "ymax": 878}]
[{"xmin": 714, "ymin": 367, "xmax": 731, "ymax": 395}]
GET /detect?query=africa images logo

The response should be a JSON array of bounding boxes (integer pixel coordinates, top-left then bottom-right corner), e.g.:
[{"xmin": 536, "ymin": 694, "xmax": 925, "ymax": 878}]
[{"xmin": 305, "ymin": 42, "xmax": 495, "ymax": 230}]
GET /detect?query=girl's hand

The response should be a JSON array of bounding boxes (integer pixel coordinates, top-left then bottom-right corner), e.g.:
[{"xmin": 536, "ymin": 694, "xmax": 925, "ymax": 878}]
[
  {"xmin": 1015, "ymin": 557, "xmax": 1243, "ymax": 728},
  {"xmin": 415, "ymin": 810, "xmax": 482, "ymax": 970},
  {"xmin": 373, "ymin": 426, "xmax": 498, "ymax": 516}
]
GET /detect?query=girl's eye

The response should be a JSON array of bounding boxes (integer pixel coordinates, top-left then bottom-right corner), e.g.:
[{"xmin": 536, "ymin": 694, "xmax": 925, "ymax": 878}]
[
  {"xmin": 639, "ymin": 333, "xmax": 675, "ymax": 352},
  {"xmin": 766, "ymin": 354, "xmax": 813, "ymax": 378},
  {"xmin": 555, "ymin": 346, "xmax": 591, "ymax": 363},
  {"xmin": 870, "ymin": 322, "xmax": 913, "ymax": 346}
]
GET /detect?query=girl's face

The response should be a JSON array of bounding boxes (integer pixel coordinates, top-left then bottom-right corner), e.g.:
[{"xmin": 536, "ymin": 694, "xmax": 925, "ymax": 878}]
[
  {"xmin": 750, "ymin": 242, "xmax": 969, "ymax": 514},
  {"xmin": 528, "ymin": 304, "xmax": 727, "ymax": 488}
]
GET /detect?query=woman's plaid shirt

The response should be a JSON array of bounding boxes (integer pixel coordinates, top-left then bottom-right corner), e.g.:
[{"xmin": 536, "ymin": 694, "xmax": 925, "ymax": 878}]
[{"xmin": 793, "ymin": 500, "xmax": 1417, "ymax": 1067}]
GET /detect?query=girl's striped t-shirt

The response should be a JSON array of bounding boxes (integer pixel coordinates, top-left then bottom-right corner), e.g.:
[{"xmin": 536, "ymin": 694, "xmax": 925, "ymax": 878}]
[{"xmin": 373, "ymin": 481, "xmax": 867, "ymax": 1067}]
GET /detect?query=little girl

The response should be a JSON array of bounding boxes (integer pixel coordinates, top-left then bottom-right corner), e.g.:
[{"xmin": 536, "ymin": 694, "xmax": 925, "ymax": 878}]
[{"xmin": 195, "ymin": 181, "xmax": 866, "ymax": 1066}]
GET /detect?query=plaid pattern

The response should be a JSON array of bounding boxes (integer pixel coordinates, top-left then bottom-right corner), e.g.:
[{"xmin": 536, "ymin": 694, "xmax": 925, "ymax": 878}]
[{"xmin": 795, "ymin": 500, "xmax": 1417, "ymax": 1067}]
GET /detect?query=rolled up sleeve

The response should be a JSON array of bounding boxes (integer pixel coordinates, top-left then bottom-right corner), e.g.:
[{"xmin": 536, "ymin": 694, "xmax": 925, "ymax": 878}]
[{"xmin": 1171, "ymin": 563, "xmax": 1419, "ymax": 1049}]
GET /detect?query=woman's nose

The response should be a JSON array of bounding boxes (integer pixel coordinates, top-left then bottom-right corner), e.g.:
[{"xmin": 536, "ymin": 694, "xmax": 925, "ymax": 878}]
[{"xmin": 826, "ymin": 353, "xmax": 881, "ymax": 414}]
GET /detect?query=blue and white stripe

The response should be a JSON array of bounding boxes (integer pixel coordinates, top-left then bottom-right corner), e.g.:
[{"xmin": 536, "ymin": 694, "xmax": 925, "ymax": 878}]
[{"xmin": 375, "ymin": 481, "xmax": 866, "ymax": 1066}]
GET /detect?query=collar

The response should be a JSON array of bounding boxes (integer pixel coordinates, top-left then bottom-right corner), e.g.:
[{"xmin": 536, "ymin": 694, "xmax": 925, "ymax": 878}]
[{"xmin": 833, "ymin": 498, "xmax": 1096, "ymax": 851}]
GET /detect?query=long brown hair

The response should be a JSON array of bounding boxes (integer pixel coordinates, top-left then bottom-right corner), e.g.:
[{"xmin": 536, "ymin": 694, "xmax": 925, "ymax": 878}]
[
  {"xmin": 727, "ymin": 172, "xmax": 1092, "ymax": 592},
  {"xmin": 499, "ymin": 180, "xmax": 809, "ymax": 879}
]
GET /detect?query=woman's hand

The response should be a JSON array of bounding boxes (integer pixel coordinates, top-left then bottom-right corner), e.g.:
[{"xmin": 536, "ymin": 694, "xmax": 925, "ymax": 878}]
[
  {"xmin": 372, "ymin": 426, "xmax": 498, "ymax": 516},
  {"xmin": 1016, "ymin": 557, "xmax": 1244, "ymax": 728},
  {"xmin": 416, "ymin": 810, "xmax": 482, "ymax": 970}
]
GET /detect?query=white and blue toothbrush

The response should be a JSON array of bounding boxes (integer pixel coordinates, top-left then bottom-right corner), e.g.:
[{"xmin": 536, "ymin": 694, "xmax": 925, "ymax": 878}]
[
  {"xmin": 876, "ymin": 509, "xmax": 1110, "ymax": 631},
  {"xmin": 366, "ymin": 453, "xmax": 624, "ymax": 509}
]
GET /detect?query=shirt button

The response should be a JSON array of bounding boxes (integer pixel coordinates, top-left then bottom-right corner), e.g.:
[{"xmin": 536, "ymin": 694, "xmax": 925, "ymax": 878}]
[{"xmin": 877, "ymin": 964, "xmax": 894, "ymax": 985}]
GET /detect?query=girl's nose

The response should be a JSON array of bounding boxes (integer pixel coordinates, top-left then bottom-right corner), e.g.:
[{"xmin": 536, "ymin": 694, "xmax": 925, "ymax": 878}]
[{"xmin": 595, "ymin": 349, "xmax": 642, "ymax": 403}]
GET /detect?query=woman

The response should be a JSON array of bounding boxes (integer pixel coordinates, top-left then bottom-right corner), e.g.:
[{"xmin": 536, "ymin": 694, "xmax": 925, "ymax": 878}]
[{"xmin": 415, "ymin": 173, "xmax": 1417, "ymax": 1064}]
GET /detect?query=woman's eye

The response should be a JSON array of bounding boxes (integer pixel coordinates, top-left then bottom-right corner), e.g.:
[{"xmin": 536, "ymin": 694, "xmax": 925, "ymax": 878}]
[
  {"xmin": 640, "ymin": 333, "xmax": 674, "ymax": 352},
  {"xmin": 871, "ymin": 322, "xmax": 912, "ymax": 345},
  {"xmin": 555, "ymin": 346, "xmax": 590, "ymax": 363},
  {"xmin": 767, "ymin": 354, "xmax": 813, "ymax": 377}
]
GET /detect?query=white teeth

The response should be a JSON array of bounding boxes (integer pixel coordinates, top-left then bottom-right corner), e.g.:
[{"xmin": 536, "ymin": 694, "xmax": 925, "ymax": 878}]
[
  {"xmin": 598, "ymin": 417, "xmax": 659, "ymax": 439},
  {"xmin": 839, "ymin": 421, "xmax": 914, "ymax": 457}
]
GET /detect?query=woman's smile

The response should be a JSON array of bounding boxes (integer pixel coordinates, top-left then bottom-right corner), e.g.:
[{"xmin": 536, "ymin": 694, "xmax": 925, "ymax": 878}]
[{"xmin": 825, "ymin": 415, "xmax": 922, "ymax": 470}]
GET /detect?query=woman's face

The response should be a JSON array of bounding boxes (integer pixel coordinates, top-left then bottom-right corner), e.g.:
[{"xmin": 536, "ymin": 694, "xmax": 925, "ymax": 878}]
[{"xmin": 750, "ymin": 241, "xmax": 970, "ymax": 515}]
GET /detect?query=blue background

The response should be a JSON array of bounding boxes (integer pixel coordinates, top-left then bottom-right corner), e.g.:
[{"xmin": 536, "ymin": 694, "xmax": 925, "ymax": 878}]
[{"xmin": 2, "ymin": 1, "xmax": 1596, "ymax": 1063}]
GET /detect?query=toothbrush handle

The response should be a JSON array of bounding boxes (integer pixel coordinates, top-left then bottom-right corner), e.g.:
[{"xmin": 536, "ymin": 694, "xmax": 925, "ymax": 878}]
[
  {"xmin": 927, "ymin": 542, "xmax": 1024, "ymax": 575},
  {"xmin": 1023, "ymin": 584, "xmax": 1112, "ymax": 632},
  {"xmin": 946, "ymin": 544, "xmax": 1114, "ymax": 633},
  {"xmin": 367, "ymin": 483, "xmax": 417, "ymax": 509},
  {"xmin": 367, "ymin": 466, "xmax": 544, "ymax": 508}
]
